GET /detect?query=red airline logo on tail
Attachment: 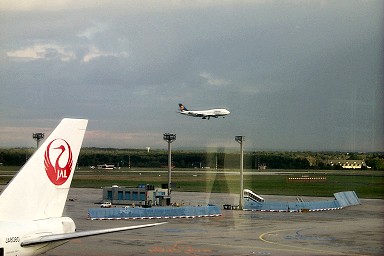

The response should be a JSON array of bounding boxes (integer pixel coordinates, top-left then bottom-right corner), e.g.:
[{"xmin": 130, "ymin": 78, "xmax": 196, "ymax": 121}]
[{"xmin": 44, "ymin": 139, "xmax": 73, "ymax": 185}]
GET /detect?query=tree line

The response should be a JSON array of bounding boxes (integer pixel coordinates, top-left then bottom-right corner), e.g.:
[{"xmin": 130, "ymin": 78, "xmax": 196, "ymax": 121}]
[{"xmin": 1, "ymin": 147, "xmax": 383, "ymax": 170}]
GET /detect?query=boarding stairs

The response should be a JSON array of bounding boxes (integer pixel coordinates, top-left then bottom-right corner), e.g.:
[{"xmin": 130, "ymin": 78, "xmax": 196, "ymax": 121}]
[{"xmin": 243, "ymin": 189, "xmax": 264, "ymax": 203}]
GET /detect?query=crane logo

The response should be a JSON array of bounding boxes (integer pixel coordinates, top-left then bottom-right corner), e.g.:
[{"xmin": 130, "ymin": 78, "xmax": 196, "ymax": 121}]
[{"xmin": 44, "ymin": 138, "xmax": 73, "ymax": 185}]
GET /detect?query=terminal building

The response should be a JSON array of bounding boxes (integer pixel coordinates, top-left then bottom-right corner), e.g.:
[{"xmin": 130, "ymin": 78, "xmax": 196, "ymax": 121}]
[
  {"xmin": 102, "ymin": 184, "xmax": 170, "ymax": 207},
  {"xmin": 328, "ymin": 159, "xmax": 369, "ymax": 169}
]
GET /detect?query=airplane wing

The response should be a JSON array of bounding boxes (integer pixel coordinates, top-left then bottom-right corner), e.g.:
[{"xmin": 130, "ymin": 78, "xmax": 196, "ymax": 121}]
[
  {"xmin": 193, "ymin": 113, "xmax": 206, "ymax": 117},
  {"xmin": 21, "ymin": 222, "xmax": 166, "ymax": 247},
  {"xmin": 188, "ymin": 111, "xmax": 207, "ymax": 117}
]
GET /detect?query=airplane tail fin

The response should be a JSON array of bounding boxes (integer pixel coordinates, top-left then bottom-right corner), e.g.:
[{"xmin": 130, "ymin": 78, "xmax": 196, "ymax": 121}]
[
  {"xmin": 0, "ymin": 118, "xmax": 88, "ymax": 221},
  {"xmin": 178, "ymin": 103, "xmax": 188, "ymax": 112}
]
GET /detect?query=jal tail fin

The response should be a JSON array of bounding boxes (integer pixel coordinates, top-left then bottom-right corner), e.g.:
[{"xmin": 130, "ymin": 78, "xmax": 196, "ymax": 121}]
[
  {"xmin": 178, "ymin": 103, "xmax": 188, "ymax": 112},
  {"xmin": 0, "ymin": 118, "xmax": 88, "ymax": 221}
]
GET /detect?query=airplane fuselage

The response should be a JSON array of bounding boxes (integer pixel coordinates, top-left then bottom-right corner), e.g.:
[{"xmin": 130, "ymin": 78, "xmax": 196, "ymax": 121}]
[{"xmin": 179, "ymin": 107, "xmax": 230, "ymax": 119}]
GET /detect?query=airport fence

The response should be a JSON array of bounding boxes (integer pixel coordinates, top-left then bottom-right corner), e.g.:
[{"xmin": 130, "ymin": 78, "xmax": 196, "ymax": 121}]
[{"xmin": 88, "ymin": 205, "xmax": 222, "ymax": 220}]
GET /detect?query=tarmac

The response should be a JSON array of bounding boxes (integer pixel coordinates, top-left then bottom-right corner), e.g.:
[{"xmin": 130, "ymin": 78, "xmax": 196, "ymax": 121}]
[{"xmin": 47, "ymin": 188, "xmax": 383, "ymax": 256}]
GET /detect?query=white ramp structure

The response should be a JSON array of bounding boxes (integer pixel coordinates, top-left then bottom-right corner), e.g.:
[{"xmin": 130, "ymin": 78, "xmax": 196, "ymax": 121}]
[
  {"xmin": 243, "ymin": 189, "xmax": 360, "ymax": 212},
  {"xmin": 334, "ymin": 191, "xmax": 360, "ymax": 208}
]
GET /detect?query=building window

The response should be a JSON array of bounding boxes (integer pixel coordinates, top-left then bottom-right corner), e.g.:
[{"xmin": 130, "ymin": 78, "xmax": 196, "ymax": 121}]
[
  {"xmin": 140, "ymin": 192, "xmax": 146, "ymax": 201},
  {"xmin": 132, "ymin": 191, "xmax": 138, "ymax": 201},
  {"xmin": 107, "ymin": 190, "xmax": 112, "ymax": 200}
]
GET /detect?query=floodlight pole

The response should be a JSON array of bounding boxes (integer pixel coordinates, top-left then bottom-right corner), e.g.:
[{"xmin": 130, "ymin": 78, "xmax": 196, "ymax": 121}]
[
  {"xmin": 163, "ymin": 133, "xmax": 176, "ymax": 196},
  {"xmin": 33, "ymin": 133, "xmax": 45, "ymax": 149},
  {"xmin": 235, "ymin": 135, "xmax": 245, "ymax": 210}
]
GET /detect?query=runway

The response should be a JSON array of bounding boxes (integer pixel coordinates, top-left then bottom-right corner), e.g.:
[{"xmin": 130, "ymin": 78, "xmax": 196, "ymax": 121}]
[{"xmin": 49, "ymin": 188, "xmax": 383, "ymax": 256}]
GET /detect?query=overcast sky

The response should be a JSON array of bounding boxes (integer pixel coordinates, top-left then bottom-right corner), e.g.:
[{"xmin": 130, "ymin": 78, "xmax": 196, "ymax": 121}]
[{"xmin": 0, "ymin": 0, "xmax": 383, "ymax": 152}]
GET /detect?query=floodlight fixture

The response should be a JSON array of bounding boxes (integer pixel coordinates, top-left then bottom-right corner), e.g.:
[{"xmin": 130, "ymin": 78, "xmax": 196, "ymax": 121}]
[
  {"xmin": 33, "ymin": 133, "xmax": 45, "ymax": 148},
  {"xmin": 163, "ymin": 133, "xmax": 176, "ymax": 143},
  {"xmin": 235, "ymin": 135, "xmax": 245, "ymax": 144}
]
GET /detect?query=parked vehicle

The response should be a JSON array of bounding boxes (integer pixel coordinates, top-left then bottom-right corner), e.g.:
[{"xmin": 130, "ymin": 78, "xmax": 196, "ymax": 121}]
[{"xmin": 101, "ymin": 202, "xmax": 112, "ymax": 208}]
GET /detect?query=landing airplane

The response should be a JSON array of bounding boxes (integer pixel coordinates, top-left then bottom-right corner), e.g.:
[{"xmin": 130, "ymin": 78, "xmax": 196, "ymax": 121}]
[
  {"xmin": 178, "ymin": 103, "xmax": 230, "ymax": 120},
  {"xmin": 0, "ymin": 118, "xmax": 165, "ymax": 256}
]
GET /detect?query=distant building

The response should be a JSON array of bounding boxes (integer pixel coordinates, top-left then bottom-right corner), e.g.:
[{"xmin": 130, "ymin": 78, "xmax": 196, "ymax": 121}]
[
  {"xmin": 258, "ymin": 164, "xmax": 267, "ymax": 170},
  {"xmin": 328, "ymin": 160, "xmax": 368, "ymax": 169},
  {"xmin": 102, "ymin": 184, "xmax": 169, "ymax": 206},
  {"xmin": 97, "ymin": 164, "xmax": 115, "ymax": 170}
]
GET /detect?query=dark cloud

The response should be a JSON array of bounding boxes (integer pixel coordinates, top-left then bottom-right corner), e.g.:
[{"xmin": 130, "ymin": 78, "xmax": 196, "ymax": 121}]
[{"xmin": 0, "ymin": 1, "xmax": 382, "ymax": 151}]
